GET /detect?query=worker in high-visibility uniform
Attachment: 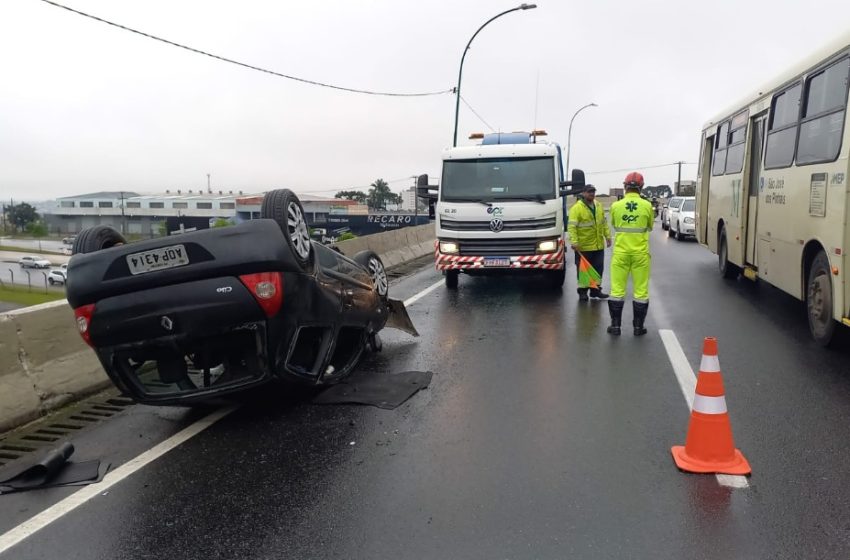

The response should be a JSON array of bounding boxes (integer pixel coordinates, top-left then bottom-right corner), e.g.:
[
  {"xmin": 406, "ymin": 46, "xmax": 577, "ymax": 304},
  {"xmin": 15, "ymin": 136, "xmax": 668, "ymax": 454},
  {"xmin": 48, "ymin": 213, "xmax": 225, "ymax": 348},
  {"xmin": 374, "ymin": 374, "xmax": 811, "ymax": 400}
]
[
  {"xmin": 607, "ymin": 172, "xmax": 654, "ymax": 336},
  {"xmin": 567, "ymin": 184, "xmax": 611, "ymax": 300}
]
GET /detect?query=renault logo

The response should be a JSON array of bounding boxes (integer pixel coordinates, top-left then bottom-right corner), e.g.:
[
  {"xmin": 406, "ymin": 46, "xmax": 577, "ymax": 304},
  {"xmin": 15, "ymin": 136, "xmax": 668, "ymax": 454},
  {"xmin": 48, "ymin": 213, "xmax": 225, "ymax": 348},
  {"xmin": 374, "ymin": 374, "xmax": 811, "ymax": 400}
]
[
  {"xmin": 489, "ymin": 218, "xmax": 504, "ymax": 233},
  {"xmin": 161, "ymin": 316, "xmax": 173, "ymax": 331}
]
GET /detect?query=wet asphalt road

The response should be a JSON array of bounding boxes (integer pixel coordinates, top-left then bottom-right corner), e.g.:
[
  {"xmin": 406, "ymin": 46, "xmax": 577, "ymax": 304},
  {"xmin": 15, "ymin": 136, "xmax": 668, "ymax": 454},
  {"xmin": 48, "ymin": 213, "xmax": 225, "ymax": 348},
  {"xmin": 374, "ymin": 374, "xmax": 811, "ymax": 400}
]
[{"xmin": 4, "ymin": 227, "xmax": 850, "ymax": 559}]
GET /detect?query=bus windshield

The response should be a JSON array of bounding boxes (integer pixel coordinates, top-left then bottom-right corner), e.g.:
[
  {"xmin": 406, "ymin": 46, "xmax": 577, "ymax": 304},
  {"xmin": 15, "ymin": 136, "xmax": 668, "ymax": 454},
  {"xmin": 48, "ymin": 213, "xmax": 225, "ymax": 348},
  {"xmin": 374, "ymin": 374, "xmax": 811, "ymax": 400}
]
[{"xmin": 441, "ymin": 157, "xmax": 556, "ymax": 202}]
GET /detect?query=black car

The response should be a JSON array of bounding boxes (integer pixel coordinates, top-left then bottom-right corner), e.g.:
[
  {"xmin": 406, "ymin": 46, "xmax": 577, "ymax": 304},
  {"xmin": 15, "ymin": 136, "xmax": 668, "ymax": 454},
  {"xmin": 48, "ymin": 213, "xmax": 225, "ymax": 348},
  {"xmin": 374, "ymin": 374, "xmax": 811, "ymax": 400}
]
[{"xmin": 65, "ymin": 189, "xmax": 417, "ymax": 405}]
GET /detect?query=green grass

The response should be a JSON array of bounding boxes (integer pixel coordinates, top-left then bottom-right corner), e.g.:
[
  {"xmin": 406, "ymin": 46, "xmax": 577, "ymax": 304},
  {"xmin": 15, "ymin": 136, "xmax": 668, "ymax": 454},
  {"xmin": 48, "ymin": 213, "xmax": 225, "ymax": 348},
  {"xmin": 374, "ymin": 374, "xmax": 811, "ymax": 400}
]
[{"xmin": 0, "ymin": 285, "xmax": 65, "ymax": 306}]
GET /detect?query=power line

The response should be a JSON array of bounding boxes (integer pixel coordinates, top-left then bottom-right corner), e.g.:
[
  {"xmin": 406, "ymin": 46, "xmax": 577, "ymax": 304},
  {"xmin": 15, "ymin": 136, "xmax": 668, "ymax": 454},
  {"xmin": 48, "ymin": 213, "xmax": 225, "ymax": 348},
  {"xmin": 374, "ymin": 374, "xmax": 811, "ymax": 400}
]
[
  {"xmin": 587, "ymin": 162, "xmax": 697, "ymax": 175},
  {"xmin": 38, "ymin": 0, "xmax": 453, "ymax": 98},
  {"xmin": 303, "ymin": 176, "xmax": 421, "ymax": 195},
  {"xmin": 460, "ymin": 95, "xmax": 496, "ymax": 132}
]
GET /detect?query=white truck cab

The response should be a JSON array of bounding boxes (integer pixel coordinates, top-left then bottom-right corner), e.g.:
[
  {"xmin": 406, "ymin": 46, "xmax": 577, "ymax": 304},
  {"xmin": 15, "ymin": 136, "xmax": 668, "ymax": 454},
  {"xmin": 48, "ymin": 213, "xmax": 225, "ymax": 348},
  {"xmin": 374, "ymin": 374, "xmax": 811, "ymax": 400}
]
[{"xmin": 435, "ymin": 131, "xmax": 585, "ymax": 288}]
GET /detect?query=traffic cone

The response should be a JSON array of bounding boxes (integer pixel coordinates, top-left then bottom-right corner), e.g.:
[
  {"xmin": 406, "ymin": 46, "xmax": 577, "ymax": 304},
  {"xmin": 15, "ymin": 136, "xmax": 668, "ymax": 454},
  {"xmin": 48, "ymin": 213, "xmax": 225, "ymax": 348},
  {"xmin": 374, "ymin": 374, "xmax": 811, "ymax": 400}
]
[{"xmin": 671, "ymin": 337, "xmax": 751, "ymax": 475}]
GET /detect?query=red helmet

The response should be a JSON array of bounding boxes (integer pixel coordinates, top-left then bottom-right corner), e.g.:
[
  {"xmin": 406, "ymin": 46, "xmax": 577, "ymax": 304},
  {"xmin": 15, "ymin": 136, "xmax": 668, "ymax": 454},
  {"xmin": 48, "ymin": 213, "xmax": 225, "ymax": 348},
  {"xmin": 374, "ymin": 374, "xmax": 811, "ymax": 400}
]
[{"xmin": 624, "ymin": 171, "xmax": 645, "ymax": 188}]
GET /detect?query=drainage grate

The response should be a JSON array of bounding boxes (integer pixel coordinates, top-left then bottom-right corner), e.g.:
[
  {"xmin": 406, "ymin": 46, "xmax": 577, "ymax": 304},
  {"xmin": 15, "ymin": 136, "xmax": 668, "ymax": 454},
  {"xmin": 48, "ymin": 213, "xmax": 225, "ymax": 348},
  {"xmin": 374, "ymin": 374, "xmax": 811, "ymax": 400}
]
[{"xmin": 0, "ymin": 388, "xmax": 135, "ymax": 468}]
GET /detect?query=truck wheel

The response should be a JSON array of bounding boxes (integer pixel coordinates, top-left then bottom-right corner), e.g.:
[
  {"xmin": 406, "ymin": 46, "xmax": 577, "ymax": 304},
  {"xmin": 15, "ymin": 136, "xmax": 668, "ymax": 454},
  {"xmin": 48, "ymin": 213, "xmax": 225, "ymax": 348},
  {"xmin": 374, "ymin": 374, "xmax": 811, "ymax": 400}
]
[
  {"xmin": 718, "ymin": 227, "xmax": 740, "ymax": 279},
  {"xmin": 261, "ymin": 189, "xmax": 313, "ymax": 270},
  {"xmin": 73, "ymin": 226, "xmax": 126, "ymax": 255},
  {"xmin": 445, "ymin": 270, "xmax": 459, "ymax": 289},
  {"xmin": 547, "ymin": 267, "xmax": 566, "ymax": 289},
  {"xmin": 353, "ymin": 250, "xmax": 388, "ymax": 301},
  {"xmin": 807, "ymin": 251, "xmax": 837, "ymax": 347}
]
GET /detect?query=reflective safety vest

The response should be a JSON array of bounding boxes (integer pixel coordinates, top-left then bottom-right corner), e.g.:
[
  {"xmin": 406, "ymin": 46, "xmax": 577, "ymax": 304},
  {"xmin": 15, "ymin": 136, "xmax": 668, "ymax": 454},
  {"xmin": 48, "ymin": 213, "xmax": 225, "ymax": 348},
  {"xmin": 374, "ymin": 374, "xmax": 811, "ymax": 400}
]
[
  {"xmin": 610, "ymin": 192, "xmax": 654, "ymax": 254},
  {"xmin": 567, "ymin": 199, "xmax": 610, "ymax": 251}
]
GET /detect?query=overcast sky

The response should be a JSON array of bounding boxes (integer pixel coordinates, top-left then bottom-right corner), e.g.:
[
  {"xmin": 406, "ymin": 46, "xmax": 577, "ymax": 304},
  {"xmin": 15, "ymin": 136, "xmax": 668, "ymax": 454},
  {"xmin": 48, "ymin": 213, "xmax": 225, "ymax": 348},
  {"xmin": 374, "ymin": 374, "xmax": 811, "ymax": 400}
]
[{"xmin": 2, "ymin": 0, "xmax": 850, "ymax": 201}]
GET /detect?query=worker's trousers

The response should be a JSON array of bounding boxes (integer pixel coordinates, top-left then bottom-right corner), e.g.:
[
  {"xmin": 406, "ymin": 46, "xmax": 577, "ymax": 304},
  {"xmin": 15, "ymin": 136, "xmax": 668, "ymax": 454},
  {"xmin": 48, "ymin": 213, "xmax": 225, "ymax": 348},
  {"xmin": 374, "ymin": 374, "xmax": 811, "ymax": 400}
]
[{"xmin": 609, "ymin": 252, "xmax": 650, "ymax": 302}]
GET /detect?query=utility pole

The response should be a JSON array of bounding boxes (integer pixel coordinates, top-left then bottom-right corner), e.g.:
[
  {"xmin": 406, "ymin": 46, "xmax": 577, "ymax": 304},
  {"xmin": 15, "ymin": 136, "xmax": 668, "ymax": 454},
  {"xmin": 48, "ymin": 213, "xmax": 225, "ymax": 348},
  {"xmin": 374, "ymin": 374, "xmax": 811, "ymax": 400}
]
[
  {"xmin": 676, "ymin": 161, "xmax": 683, "ymax": 196},
  {"xmin": 207, "ymin": 174, "xmax": 211, "ymax": 194},
  {"xmin": 120, "ymin": 191, "xmax": 126, "ymax": 234}
]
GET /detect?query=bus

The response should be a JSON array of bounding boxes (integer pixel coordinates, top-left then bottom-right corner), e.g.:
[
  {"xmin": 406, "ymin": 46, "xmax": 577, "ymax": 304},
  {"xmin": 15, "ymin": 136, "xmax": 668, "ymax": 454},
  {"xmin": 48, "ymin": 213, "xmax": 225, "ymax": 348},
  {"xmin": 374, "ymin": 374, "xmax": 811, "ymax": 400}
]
[{"xmin": 696, "ymin": 31, "xmax": 850, "ymax": 346}]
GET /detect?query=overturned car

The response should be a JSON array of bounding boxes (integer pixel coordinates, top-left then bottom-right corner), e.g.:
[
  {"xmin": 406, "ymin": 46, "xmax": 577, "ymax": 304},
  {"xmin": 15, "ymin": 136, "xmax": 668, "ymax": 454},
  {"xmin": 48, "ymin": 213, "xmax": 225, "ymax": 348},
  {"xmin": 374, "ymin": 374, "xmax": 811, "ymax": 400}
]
[{"xmin": 65, "ymin": 189, "xmax": 417, "ymax": 405}]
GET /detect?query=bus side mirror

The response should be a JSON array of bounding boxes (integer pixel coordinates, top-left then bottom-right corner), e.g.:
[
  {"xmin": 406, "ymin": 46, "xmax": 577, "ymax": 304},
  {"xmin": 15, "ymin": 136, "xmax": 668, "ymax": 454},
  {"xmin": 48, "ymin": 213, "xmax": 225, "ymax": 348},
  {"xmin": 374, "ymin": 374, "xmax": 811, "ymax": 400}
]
[{"xmin": 559, "ymin": 169, "xmax": 586, "ymax": 196}]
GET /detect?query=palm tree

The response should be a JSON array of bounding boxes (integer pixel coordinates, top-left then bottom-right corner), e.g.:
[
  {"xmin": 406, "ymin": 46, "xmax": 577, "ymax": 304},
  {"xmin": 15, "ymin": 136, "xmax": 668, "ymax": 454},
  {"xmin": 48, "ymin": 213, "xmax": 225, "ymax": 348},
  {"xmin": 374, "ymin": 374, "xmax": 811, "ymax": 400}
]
[{"xmin": 368, "ymin": 179, "xmax": 393, "ymax": 210}]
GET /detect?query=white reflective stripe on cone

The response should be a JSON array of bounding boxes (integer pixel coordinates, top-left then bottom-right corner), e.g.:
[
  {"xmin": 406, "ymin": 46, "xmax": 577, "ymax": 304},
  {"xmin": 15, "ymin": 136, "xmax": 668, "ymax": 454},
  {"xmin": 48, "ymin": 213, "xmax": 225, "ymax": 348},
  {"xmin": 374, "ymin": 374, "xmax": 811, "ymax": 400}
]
[
  {"xmin": 693, "ymin": 394, "xmax": 727, "ymax": 414},
  {"xmin": 699, "ymin": 354, "xmax": 721, "ymax": 373}
]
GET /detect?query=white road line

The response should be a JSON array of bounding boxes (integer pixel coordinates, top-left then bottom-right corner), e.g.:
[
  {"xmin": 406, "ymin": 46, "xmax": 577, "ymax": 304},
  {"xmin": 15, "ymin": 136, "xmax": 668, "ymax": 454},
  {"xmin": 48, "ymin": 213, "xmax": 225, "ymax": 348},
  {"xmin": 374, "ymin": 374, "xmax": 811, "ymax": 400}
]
[
  {"xmin": 0, "ymin": 273, "xmax": 445, "ymax": 556},
  {"xmin": 659, "ymin": 329, "xmax": 750, "ymax": 490},
  {"xmin": 403, "ymin": 279, "xmax": 444, "ymax": 307},
  {"xmin": 0, "ymin": 405, "xmax": 238, "ymax": 556}
]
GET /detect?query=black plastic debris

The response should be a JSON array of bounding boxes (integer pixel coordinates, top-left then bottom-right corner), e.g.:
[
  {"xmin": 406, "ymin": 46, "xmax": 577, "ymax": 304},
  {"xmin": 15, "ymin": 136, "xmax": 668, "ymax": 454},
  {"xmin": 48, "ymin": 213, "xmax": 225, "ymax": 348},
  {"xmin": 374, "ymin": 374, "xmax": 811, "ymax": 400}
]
[
  {"xmin": 0, "ymin": 442, "xmax": 109, "ymax": 495},
  {"xmin": 312, "ymin": 371, "xmax": 433, "ymax": 410}
]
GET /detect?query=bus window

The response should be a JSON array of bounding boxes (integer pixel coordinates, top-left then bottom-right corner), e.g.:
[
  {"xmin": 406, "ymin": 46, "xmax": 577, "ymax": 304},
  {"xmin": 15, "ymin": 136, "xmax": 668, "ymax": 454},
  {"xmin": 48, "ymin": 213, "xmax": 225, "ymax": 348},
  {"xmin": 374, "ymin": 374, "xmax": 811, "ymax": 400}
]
[
  {"xmin": 725, "ymin": 111, "xmax": 748, "ymax": 174},
  {"xmin": 764, "ymin": 83, "xmax": 802, "ymax": 169},
  {"xmin": 797, "ymin": 58, "xmax": 850, "ymax": 165},
  {"xmin": 712, "ymin": 121, "xmax": 730, "ymax": 176}
]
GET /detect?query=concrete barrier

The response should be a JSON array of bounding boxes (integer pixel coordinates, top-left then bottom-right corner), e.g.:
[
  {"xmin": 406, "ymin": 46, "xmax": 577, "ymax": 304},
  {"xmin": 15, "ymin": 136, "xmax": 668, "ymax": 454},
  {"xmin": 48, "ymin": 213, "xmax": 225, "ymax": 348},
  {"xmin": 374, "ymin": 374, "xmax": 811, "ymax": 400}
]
[{"xmin": 0, "ymin": 223, "xmax": 436, "ymax": 432}]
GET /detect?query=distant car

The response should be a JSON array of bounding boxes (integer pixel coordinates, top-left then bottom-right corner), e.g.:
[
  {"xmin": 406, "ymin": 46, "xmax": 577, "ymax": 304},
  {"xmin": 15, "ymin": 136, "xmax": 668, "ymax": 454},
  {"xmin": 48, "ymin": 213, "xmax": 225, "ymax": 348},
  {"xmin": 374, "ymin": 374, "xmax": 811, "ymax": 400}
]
[
  {"xmin": 669, "ymin": 197, "xmax": 696, "ymax": 240},
  {"xmin": 661, "ymin": 197, "xmax": 685, "ymax": 230},
  {"xmin": 48, "ymin": 269, "xmax": 67, "ymax": 285},
  {"xmin": 18, "ymin": 255, "xmax": 51, "ymax": 269},
  {"xmin": 62, "ymin": 237, "xmax": 77, "ymax": 245}
]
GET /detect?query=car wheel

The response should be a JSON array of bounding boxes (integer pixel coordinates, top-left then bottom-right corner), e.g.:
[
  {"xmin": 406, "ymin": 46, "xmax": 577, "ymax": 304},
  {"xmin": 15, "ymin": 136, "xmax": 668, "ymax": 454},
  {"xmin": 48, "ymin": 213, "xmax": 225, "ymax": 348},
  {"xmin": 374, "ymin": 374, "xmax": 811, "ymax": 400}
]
[
  {"xmin": 667, "ymin": 225, "xmax": 674, "ymax": 237},
  {"xmin": 353, "ymin": 250, "xmax": 388, "ymax": 300},
  {"xmin": 674, "ymin": 223, "xmax": 681, "ymax": 241},
  {"xmin": 445, "ymin": 270, "xmax": 459, "ymax": 289},
  {"xmin": 718, "ymin": 226, "xmax": 741, "ymax": 279},
  {"xmin": 807, "ymin": 251, "xmax": 838, "ymax": 347},
  {"xmin": 261, "ymin": 189, "xmax": 313, "ymax": 270},
  {"xmin": 73, "ymin": 226, "xmax": 127, "ymax": 255},
  {"xmin": 662, "ymin": 219, "xmax": 669, "ymax": 231}
]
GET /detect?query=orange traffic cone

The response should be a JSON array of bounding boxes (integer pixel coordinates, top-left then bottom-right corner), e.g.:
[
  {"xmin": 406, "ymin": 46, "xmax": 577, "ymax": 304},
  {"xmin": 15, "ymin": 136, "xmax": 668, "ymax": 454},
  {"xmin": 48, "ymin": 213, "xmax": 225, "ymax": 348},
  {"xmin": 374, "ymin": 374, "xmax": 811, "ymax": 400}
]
[{"xmin": 671, "ymin": 337, "xmax": 751, "ymax": 475}]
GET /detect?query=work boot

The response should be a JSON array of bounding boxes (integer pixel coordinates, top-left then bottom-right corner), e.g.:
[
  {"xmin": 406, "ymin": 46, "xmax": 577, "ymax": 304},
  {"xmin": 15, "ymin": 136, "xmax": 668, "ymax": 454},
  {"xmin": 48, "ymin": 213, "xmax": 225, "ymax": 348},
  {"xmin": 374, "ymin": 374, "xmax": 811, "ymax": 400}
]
[
  {"xmin": 633, "ymin": 301, "xmax": 649, "ymax": 336},
  {"xmin": 590, "ymin": 289, "xmax": 609, "ymax": 299},
  {"xmin": 607, "ymin": 300, "xmax": 624, "ymax": 335},
  {"xmin": 577, "ymin": 288, "xmax": 589, "ymax": 302}
]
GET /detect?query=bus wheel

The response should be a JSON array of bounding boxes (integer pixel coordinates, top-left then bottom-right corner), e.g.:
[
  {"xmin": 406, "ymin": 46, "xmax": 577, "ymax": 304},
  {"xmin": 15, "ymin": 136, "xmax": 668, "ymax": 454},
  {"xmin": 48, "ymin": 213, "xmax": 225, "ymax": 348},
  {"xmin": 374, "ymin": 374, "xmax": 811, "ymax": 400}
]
[
  {"xmin": 445, "ymin": 270, "xmax": 459, "ymax": 289},
  {"xmin": 807, "ymin": 251, "xmax": 837, "ymax": 347},
  {"xmin": 718, "ymin": 227, "xmax": 740, "ymax": 279}
]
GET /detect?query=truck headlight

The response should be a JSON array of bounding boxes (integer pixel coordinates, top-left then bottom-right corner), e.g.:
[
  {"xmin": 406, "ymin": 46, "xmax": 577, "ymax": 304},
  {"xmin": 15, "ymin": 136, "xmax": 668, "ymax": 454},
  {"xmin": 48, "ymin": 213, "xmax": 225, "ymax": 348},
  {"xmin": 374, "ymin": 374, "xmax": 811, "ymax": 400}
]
[
  {"xmin": 536, "ymin": 239, "xmax": 558, "ymax": 253},
  {"xmin": 684, "ymin": 217, "xmax": 694, "ymax": 224},
  {"xmin": 439, "ymin": 241, "xmax": 459, "ymax": 254}
]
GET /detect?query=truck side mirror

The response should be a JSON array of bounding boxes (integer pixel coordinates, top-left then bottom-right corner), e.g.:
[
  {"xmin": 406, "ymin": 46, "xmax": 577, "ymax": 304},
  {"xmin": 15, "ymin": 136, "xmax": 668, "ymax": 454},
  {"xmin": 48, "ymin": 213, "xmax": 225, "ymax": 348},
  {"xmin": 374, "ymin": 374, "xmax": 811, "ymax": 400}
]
[{"xmin": 559, "ymin": 168, "xmax": 587, "ymax": 197}]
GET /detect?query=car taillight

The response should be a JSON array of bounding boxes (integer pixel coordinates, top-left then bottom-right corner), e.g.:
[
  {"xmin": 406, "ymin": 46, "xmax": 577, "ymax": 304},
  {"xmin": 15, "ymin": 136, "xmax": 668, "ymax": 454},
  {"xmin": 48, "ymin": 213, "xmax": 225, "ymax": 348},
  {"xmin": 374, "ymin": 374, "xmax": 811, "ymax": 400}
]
[
  {"xmin": 74, "ymin": 304, "xmax": 96, "ymax": 347},
  {"xmin": 239, "ymin": 272, "xmax": 283, "ymax": 318}
]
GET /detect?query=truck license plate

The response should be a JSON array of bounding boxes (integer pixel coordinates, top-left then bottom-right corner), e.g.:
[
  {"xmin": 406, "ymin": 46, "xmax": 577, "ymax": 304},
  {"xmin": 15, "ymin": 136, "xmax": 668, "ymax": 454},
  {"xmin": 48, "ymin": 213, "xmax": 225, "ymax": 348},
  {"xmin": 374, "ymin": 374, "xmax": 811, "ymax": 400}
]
[
  {"xmin": 126, "ymin": 245, "xmax": 189, "ymax": 275},
  {"xmin": 484, "ymin": 257, "xmax": 511, "ymax": 267}
]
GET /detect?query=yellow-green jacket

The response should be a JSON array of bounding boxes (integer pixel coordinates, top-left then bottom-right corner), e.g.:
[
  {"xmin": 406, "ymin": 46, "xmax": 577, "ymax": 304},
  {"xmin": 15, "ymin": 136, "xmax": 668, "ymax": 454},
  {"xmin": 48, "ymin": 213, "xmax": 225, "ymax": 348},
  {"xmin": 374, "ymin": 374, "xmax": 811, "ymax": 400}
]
[
  {"xmin": 567, "ymin": 199, "xmax": 610, "ymax": 251},
  {"xmin": 610, "ymin": 192, "xmax": 654, "ymax": 254}
]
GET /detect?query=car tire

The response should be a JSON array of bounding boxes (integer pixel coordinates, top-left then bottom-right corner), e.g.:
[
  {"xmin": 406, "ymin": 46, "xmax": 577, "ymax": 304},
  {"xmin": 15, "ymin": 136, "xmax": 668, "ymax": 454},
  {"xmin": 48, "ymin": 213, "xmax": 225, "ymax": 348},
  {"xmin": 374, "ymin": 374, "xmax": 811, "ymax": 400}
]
[
  {"xmin": 667, "ymin": 225, "xmax": 674, "ymax": 237},
  {"xmin": 662, "ymin": 220, "xmax": 669, "ymax": 231},
  {"xmin": 73, "ymin": 226, "xmax": 127, "ymax": 255},
  {"xmin": 353, "ymin": 250, "xmax": 389, "ymax": 301},
  {"xmin": 674, "ymin": 223, "xmax": 682, "ymax": 241},
  {"xmin": 547, "ymin": 266, "xmax": 566, "ymax": 289},
  {"xmin": 807, "ymin": 251, "xmax": 838, "ymax": 347},
  {"xmin": 445, "ymin": 270, "xmax": 459, "ymax": 289},
  {"xmin": 718, "ymin": 226, "xmax": 741, "ymax": 279},
  {"xmin": 260, "ymin": 189, "xmax": 313, "ymax": 271}
]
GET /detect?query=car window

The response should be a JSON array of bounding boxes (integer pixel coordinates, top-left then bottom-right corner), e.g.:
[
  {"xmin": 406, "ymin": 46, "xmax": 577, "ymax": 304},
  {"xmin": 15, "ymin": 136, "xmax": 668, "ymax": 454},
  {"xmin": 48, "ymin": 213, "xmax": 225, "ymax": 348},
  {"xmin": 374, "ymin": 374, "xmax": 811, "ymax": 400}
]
[
  {"xmin": 670, "ymin": 199, "xmax": 683, "ymax": 209},
  {"xmin": 681, "ymin": 200, "xmax": 695, "ymax": 212}
]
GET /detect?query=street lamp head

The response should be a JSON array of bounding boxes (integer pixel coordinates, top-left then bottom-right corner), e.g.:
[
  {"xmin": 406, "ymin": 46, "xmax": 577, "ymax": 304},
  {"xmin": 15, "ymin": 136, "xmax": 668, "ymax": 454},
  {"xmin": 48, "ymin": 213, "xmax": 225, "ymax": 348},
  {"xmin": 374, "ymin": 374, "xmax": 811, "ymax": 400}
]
[
  {"xmin": 520, "ymin": 3, "xmax": 537, "ymax": 9},
  {"xmin": 591, "ymin": 102, "xmax": 598, "ymax": 107}
]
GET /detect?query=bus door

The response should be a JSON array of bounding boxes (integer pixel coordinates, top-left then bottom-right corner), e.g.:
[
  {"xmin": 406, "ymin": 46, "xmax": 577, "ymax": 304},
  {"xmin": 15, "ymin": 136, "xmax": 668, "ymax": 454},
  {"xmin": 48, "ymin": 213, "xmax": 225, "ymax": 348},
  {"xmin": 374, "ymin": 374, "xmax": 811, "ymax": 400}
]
[
  {"xmin": 697, "ymin": 133, "xmax": 713, "ymax": 244},
  {"xmin": 745, "ymin": 115, "xmax": 767, "ymax": 265}
]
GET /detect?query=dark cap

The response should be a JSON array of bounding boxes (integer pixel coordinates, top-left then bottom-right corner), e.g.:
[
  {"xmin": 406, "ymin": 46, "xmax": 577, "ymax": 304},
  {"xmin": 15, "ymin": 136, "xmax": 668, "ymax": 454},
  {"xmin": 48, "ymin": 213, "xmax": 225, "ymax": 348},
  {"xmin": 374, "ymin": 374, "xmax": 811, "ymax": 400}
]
[{"xmin": 584, "ymin": 184, "xmax": 596, "ymax": 192}]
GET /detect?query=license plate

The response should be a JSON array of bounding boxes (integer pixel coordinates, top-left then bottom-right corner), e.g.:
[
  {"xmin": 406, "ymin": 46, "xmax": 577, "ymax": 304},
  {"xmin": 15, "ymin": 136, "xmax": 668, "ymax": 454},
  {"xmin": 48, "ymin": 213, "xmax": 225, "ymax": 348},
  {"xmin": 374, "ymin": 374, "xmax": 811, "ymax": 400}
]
[
  {"xmin": 484, "ymin": 257, "xmax": 511, "ymax": 267},
  {"xmin": 126, "ymin": 245, "xmax": 189, "ymax": 275}
]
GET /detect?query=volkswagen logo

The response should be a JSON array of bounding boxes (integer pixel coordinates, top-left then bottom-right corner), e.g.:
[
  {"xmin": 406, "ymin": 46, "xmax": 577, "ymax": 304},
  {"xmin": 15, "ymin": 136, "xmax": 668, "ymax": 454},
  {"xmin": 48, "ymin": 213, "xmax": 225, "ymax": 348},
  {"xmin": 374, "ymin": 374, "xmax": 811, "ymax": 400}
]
[
  {"xmin": 161, "ymin": 316, "xmax": 174, "ymax": 331},
  {"xmin": 489, "ymin": 218, "xmax": 504, "ymax": 233}
]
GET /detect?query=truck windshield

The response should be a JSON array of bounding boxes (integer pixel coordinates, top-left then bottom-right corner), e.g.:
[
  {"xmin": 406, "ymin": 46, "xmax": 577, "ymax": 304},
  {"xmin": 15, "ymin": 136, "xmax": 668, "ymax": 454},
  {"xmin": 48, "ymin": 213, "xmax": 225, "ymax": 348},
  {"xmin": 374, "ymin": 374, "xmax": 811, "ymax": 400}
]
[{"xmin": 441, "ymin": 157, "xmax": 556, "ymax": 202}]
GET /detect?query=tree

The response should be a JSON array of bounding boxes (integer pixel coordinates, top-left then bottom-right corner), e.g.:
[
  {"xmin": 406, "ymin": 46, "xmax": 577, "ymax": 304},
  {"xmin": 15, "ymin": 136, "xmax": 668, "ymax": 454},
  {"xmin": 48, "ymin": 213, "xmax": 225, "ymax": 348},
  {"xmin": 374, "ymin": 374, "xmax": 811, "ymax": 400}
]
[
  {"xmin": 367, "ymin": 179, "xmax": 395, "ymax": 210},
  {"xmin": 25, "ymin": 220, "xmax": 48, "ymax": 251},
  {"xmin": 335, "ymin": 190, "xmax": 368, "ymax": 204},
  {"xmin": 212, "ymin": 218, "xmax": 234, "ymax": 228},
  {"xmin": 6, "ymin": 203, "xmax": 39, "ymax": 233}
]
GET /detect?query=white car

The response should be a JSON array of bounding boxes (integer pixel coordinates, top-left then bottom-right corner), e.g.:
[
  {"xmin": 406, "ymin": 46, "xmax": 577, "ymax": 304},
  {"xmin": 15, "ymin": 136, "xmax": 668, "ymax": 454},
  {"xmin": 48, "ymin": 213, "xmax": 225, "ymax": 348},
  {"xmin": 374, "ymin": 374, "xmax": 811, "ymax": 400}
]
[
  {"xmin": 661, "ymin": 197, "xmax": 684, "ymax": 230},
  {"xmin": 669, "ymin": 197, "xmax": 696, "ymax": 240},
  {"xmin": 18, "ymin": 255, "xmax": 51, "ymax": 269},
  {"xmin": 48, "ymin": 269, "xmax": 67, "ymax": 285}
]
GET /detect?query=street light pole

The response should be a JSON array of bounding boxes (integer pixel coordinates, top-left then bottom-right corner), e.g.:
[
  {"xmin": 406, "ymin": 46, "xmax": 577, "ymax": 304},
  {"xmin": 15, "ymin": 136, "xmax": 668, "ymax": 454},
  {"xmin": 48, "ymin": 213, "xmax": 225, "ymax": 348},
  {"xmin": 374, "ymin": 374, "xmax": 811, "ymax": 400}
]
[
  {"xmin": 565, "ymin": 102, "xmax": 598, "ymax": 175},
  {"xmin": 452, "ymin": 3, "xmax": 537, "ymax": 147}
]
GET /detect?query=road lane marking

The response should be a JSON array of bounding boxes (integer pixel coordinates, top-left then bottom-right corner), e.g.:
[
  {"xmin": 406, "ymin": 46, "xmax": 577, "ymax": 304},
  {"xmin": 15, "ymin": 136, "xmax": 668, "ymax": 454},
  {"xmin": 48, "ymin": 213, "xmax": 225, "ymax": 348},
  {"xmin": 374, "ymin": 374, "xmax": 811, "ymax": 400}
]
[
  {"xmin": 403, "ymin": 279, "xmax": 443, "ymax": 307},
  {"xmin": 0, "ymin": 404, "xmax": 238, "ymax": 556},
  {"xmin": 659, "ymin": 329, "xmax": 750, "ymax": 489},
  {"xmin": 0, "ymin": 273, "xmax": 445, "ymax": 555}
]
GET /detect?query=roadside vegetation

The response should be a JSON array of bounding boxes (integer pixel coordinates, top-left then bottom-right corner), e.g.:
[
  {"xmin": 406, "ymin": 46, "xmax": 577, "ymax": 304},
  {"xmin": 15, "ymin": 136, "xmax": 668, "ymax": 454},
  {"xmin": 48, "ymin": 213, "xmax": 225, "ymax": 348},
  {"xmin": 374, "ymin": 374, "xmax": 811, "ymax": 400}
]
[{"xmin": 0, "ymin": 285, "xmax": 65, "ymax": 306}]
